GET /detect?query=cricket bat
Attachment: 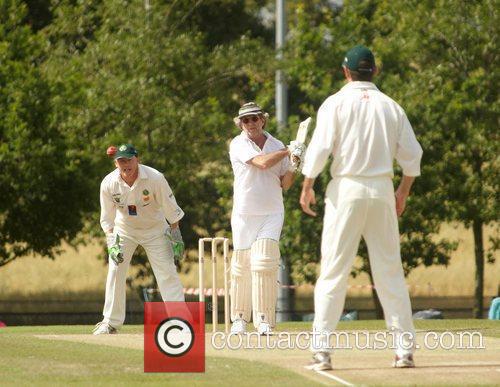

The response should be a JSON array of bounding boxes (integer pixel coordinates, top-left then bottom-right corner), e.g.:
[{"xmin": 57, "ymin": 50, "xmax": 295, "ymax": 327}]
[{"xmin": 295, "ymin": 117, "xmax": 311, "ymax": 144}]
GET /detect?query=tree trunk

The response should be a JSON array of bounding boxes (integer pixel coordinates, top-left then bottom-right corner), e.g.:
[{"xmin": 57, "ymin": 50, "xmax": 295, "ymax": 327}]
[
  {"xmin": 472, "ymin": 219, "xmax": 485, "ymax": 319},
  {"xmin": 367, "ymin": 261, "xmax": 384, "ymax": 319}
]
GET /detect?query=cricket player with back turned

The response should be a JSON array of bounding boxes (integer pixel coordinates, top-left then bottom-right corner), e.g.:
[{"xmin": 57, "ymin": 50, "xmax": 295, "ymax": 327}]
[
  {"xmin": 93, "ymin": 144, "xmax": 186, "ymax": 335},
  {"xmin": 229, "ymin": 102, "xmax": 305, "ymax": 335},
  {"xmin": 301, "ymin": 46, "xmax": 423, "ymax": 369}
]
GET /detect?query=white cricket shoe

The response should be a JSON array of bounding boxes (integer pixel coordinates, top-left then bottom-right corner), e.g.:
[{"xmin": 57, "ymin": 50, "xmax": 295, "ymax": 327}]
[
  {"xmin": 257, "ymin": 322, "xmax": 273, "ymax": 335},
  {"xmin": 230, "ymin": 319, "xmax": 247, "ymax": 334},
  {"xmin": 306, "ymin": 352, "xmax": 332, "ymax": 371},
  {"xmin": 393, "ymin": 354, "xmax": 415, "ymax": 368},
  {"xmin": 92, "ymin": 321, "xmax": 117, "ymax": 335}
]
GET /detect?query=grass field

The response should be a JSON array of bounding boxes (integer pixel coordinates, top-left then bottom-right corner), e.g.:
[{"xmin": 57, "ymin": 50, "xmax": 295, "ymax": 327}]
[
  {"xmin": 0, "ymin": 223, "xmax": 497, "ymax": 301},
  {"xmin": 1, "ymin": 320, "xmax": 499, "ymax": 386}
]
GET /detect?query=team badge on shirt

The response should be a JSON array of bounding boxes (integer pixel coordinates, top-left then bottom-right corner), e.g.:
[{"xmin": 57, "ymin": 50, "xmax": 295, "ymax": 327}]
[
  {"xmin": 142, "ymin": 189, "xmax": 150, "ymax": 204},
  {"xmin": 128, "ymin": 205, "xmax": 137, "ymax": 216}
]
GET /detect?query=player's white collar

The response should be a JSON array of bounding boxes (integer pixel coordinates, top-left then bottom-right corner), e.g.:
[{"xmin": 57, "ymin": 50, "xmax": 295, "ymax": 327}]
[
  {"xmin": 113, "ymin": 164, "xmax": 148, "ymax": 185},
  {"xmin": 241, "ymin": 130, "xmax": 270, "ymax": 140},
  {"xmin": 240, "ymin": 131, "xmax": 274, "ymax": 152},
  {"xmin": 242, "ymin": 130, "xmax": 277, "ymax": 142},
  {"xmin": 342, "ymin": 81, "xmax": 379, "ymax": 90},
  {"xmin": 138, "ymin": 164, "xmax": 148, "ymax": 180}
]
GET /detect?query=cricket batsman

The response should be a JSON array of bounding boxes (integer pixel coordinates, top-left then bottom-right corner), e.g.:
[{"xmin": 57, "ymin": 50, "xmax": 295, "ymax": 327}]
[
  {"xmin": 301, "ymin": 46, "xmax": 423, "ymax": 369},
  {"xmin": 229, "ymin": 102, "xmax": 305, "ymax": 335},
  {"xmin": 93, "ymin": 144, "xmax": 185, "ymax": 335}
]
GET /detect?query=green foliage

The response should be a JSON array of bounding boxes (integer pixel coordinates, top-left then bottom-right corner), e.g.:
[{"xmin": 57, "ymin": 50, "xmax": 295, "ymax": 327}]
[
  {"xmin": 38, "ymin": 0, "xmax": 276, "ymax": 283},
  {"xmin": 278, "ymin": 1, "xmax": 498, "ymax": 317},
  {"xmin": 276, "ymin": 0, "xmax": 456, "ymax": 285},
  {"xmin": 372, "ymin": 0, "xmax": 499, "ymax": 228},
  {"xmin": 1, "ymin": 0, "xmax": 497, "ymax": 312},
  {"xmin": 0, "ymin": 0, "xmax": 94, "ymax": 266},
  {"xmin": 370, "ymin": 0, "xmax": 499, "ymax": 316}
]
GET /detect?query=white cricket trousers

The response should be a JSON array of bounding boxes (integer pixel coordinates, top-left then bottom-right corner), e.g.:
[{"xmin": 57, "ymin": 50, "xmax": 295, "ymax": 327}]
[
  {"xmin": 312, "ymin": 177, "xmax": 415, "ymax": 357},
  {"xmin": 102, "ymin": 227, "xmax": 184, "ymax": 328},
  {"xmin": 231, "ymin": 212, "xmax": 284, "ymax": 250}
]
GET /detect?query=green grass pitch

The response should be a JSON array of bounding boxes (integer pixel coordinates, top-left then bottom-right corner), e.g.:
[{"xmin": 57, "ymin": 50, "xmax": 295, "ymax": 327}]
[{"xmin": 1, "ymin": 320, "xmax": 499, "ymax": 386}]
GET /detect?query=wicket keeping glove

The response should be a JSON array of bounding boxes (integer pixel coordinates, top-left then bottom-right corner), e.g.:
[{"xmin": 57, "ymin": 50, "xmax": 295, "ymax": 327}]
[
  {"xmin": 167, "ymin": 227, "xmax": 185, "ymax": 261},
  {"xmin": 287, "ymin": 141, "xmax": 306, "ymax": 172},
  {"xmin": 107, "ymin": 234, "xmax": 124, "ymax": 265}
]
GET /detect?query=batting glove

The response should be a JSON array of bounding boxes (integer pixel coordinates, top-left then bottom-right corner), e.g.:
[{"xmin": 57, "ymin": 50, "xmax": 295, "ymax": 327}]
[
  {"xmin": 107, "ymin": 234, "xmax": 124, "ymax": 265},
  {"xmin": 167, "ymin": 227, "xmax": 185, "ymax": 262},
  {"xmin": 287, "ymin": 141, "xmax": 306, "ymax": 172}
]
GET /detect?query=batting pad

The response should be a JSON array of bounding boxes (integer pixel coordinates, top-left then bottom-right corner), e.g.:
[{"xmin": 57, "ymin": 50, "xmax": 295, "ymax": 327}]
[
  {"xmin": 230, "ymin": 249, "xmax": 252, "ymax": 322},
  {"xmin": 250, "ymin": 238, "xmax": 280, "ymax": 328}
]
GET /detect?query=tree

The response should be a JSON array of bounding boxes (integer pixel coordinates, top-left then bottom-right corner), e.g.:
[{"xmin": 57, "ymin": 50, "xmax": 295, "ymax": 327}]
[
  {"xmin": 372, "ymin": 0, "xmax": 499, "ymax": 317},
  {"xmin": 41, "ymin": 0, "xmax": 276, "ymax": 287},
  {"xmin": 274, "ymin": 0, "xmax": 458, "ymax": 316},
  {"xmin": 0, "ymin": 0, "xmax": 95, "ymax": 266}
]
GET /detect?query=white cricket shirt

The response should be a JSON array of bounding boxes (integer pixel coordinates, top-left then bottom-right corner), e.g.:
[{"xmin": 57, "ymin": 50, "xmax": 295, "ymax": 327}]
[
  {"xmin": 302, "ymin": 81, "xmax": 423, "ymax": 180},
  {"xmin": 229, "ymin": 131, "xmax": 290, "ymax": 215},
  {"xmin": 100, "ymin": 164, "xmax": 184, "ymax": 234}
]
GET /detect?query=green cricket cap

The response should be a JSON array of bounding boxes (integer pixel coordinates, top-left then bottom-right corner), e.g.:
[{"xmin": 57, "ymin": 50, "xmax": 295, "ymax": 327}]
[
  {"xmin": 114, "ymin": 144, "xmax": 138, "ymax": 160},
  {"xmin": 342, "ymin": 45, "xmax": 375, "ymax": 73}
]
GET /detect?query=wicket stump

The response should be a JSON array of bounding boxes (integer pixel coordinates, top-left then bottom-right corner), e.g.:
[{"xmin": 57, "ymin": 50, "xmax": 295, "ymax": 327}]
[{"xmin": 198, "ymin": 237, "xmax": 230, "ymax": 333}]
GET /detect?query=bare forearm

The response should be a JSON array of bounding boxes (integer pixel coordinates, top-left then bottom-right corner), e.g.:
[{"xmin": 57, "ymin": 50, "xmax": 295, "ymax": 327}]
[
  {"xmin": 302, "ymin": 177, "xmax": 316, "ymax": 190},
  {"xmin": 397, "ymin": 175, "xmax": 416, "ymax": 195},
  {"xmin": 300, "ymin": 177, "xmax": 317, "ymax": 216},
  {"xmin": 281, "ymin": 171, "xmax": 295, "ymax": 190},
  {"xmin": 249, "ymin": 149, "xmax": 289, "ymax": 169},
  {"xmin": 395, "ymin": 175, "xmax": 416, "ymax": 217}
]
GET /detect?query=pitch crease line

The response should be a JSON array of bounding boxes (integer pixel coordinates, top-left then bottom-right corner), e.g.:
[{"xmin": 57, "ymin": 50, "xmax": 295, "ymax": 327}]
[{"xmin": 315, "ymin": 369, "xmax": 353, "ymax": 386}]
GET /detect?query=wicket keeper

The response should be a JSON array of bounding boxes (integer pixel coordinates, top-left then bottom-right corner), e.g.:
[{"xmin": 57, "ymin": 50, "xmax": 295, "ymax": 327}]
[{"xmin": 94, "ymin": 144, "xmax": 185, "ymax": 335}]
